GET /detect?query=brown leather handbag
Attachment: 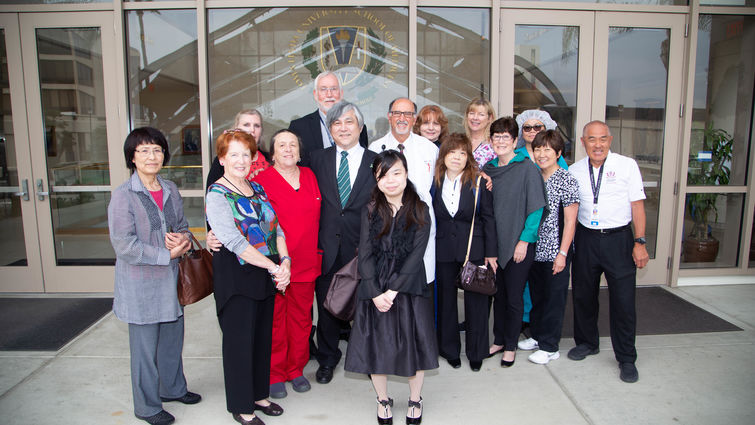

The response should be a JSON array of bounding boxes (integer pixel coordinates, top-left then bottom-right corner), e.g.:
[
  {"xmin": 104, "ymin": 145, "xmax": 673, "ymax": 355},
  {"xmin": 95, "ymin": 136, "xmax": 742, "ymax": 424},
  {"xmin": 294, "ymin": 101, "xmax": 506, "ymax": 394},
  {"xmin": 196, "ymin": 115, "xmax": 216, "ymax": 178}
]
[
  {"xmin": 456, "ymin": 177, "xmax": 497, "ymax": 296},
  {"xmin": 324, "ymin": 253, "xmax": 360, "ymax": 321},
  {"xmin": 177, "ymin": 233, "xmax": 214, "ymax": 306}
]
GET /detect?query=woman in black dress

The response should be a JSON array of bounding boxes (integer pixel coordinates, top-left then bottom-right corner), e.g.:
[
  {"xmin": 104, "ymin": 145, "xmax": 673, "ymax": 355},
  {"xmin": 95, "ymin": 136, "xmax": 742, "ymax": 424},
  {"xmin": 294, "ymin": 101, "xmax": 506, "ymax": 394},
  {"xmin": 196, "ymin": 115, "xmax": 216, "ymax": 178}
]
[{"xmin": 345, "ymin": 150, "xmax": 439, "ymax": 425}]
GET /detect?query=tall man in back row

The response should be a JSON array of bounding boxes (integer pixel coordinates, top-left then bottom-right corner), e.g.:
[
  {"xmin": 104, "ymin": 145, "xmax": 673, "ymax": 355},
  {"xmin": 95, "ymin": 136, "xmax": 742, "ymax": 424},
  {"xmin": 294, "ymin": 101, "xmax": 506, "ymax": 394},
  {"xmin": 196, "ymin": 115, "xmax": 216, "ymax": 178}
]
[
  {"xmin": 568, "ymin": 120, "xmax": 649, "ymax": 383},
  {"xmin": 288, "ymin": 71, "xmax": 368, "ymax": 165}
]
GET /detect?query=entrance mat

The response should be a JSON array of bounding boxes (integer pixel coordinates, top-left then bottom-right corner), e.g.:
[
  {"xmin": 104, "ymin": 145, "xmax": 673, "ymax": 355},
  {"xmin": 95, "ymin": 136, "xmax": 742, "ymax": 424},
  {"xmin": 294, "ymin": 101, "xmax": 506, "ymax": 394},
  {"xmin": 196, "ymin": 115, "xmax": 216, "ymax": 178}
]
[
  {"xmin": 0, "ymin": 297, "xmax": 113, "ymax": 351},
  {"xmin": 560, "ymin": 286, "xmax": 741, "ymax": 337}
]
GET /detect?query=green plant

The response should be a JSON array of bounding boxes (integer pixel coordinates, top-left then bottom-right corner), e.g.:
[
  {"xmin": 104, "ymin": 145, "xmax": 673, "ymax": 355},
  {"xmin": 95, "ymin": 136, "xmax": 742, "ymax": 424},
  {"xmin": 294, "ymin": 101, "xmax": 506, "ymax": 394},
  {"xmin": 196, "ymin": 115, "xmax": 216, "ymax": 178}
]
[{"xmin": 686, "ymin": 122, "xmax": 733, "ymax": 241}]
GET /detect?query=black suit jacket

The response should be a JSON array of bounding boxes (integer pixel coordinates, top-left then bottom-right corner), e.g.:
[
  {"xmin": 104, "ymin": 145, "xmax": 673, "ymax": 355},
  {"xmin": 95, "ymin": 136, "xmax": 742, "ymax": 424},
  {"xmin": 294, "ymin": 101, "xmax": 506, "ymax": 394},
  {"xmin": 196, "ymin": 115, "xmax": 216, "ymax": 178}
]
[
  {"xmin": 433, "ymin": 178, "xmax": 497, "ymax": 264},
  {"xmin": 309, "ymin": 146, "xmax": 377, "ymax": 276},
  {"xmin": 288, "ymin": 110, "xmax": 369, "ymax": 166}
]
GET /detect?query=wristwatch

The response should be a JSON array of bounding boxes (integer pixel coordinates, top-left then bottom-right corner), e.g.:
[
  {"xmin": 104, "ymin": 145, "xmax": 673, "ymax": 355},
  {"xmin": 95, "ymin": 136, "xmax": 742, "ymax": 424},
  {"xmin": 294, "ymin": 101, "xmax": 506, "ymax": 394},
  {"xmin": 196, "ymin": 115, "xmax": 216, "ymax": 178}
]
[
  {"xmin": 280, "ymin": 256, "xmax": 292, "ymax": 264},
  {"xmin": 558, "ymin": 250, "xmax": 568, "ymax": 257},
  {"xmin": 634, "ymin": 237, "xmax": 647, "ymax": 245}
]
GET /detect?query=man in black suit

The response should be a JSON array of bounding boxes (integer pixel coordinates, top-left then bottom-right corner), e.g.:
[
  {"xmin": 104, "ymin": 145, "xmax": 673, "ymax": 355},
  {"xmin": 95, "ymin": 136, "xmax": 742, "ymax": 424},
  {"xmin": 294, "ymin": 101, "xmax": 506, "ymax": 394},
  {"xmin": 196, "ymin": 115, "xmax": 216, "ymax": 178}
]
[
  {"xmin": 288, "ymin": 71, "xmax": 368, "ymax": 164},
  {"xmin": 308, "ymin": 101, "xmax": 377, "ymax": 384}
]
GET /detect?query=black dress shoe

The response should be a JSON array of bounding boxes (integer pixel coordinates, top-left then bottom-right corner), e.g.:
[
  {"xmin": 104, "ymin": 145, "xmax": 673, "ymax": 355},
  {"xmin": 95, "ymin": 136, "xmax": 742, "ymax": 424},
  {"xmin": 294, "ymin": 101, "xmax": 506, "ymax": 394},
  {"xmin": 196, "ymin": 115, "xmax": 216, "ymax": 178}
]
[
  {"xmin": 469, "ymin": 360, "xmax": 482, "ymax": 372},
  {"xmin": 315, "ymin": 365, "xmax": 334, "ymax": 384},
  {"xmin": 254, "ymin": 401, "xmax": 283, "ymax": 416},
  {"xmin": 486, "ymin": 347, "xmax": 504, "ymax": 359},
  {"xmin": 232, "ymin": 413, "xmax": 265, "ymax": 425},
  {"xmin": 136, "ymin": 410, "xmax": 175, "ymax": 425},
  {"xmin": 405, "ymin": 397, "xmax": 423, "ymax": 425},
  {"xmin": 447, "ymin": 358, "xmax": 461, "ymax": 369},
  {"xmin": 377, "ymin": 397, "xmax": 393, "ymax": 425},
  {"xmin": 500, "ymin": 354, "xmax": 515, "ymax": 368},
  {"xmin": 160, "ymin": 391, "xmax": 201, "ymax": 404}
]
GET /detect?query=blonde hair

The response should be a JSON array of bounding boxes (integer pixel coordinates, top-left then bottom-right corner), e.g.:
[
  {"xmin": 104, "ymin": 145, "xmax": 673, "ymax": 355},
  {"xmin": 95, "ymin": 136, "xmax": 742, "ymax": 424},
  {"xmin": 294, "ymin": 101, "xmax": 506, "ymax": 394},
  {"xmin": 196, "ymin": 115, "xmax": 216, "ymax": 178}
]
[{"xmin": 463, "ymin": 98, "xmax": 496, "ymax": 140}]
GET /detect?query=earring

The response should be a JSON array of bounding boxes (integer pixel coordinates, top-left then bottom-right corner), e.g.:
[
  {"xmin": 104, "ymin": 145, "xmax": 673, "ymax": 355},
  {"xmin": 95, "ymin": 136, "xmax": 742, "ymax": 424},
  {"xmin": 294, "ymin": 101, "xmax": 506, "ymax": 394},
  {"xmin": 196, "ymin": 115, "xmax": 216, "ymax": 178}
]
[{"xmin": 219, "ymin": 162, "xmax": 225, "ymax": 166}]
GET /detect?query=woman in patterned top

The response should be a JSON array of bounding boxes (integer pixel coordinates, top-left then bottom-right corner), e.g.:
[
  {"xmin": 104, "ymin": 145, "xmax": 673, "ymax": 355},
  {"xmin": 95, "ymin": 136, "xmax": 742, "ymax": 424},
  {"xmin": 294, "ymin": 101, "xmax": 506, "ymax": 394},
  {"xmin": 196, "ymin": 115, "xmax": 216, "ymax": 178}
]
[
  {"xmin": 205, "ymin": 129, "xmax": 291, "ymax": 425},
  {"xmin": 464, "ymin": 98, "xmax": 497, "ymax": 168},
  {"xmin": 524, "ymin": 130, "xmax": 580, "ymax": 365}
]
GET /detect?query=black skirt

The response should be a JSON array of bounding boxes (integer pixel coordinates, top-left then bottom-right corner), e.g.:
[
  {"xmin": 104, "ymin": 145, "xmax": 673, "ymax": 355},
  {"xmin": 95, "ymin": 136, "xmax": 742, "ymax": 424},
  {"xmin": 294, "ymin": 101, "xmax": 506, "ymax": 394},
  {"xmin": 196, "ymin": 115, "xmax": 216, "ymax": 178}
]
[{"xmin": 344, "ymin": 292, "xmax": 439, "ymax": 377}]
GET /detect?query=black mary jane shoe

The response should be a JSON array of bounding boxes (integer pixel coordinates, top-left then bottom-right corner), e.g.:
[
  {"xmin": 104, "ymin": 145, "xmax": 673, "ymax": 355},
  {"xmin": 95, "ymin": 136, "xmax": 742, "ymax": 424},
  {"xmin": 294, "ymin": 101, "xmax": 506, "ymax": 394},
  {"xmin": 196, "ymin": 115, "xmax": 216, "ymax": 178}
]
[
  {"xmin": 406, "ymin": 397, "xmax": 423, "ymax": 425},
  {"xmin": 377, "ymin": 397, "xmax": 394, "ymax": 425},
  {"xmin": 232, "ymin": 413, "xmax": 265, "ymax": 425},
  {"xmin": 254, "ymin": 401, "xmax": 283, "ymax": 416}
]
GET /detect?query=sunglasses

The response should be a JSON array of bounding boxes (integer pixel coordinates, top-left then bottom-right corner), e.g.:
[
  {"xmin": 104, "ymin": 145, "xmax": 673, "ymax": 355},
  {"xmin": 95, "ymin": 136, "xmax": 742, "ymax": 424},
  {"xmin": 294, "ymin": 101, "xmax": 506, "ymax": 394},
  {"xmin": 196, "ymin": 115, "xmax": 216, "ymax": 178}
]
[{"xmin": 522, "ymin": 124, "xmax": 544, "ymax": 132}]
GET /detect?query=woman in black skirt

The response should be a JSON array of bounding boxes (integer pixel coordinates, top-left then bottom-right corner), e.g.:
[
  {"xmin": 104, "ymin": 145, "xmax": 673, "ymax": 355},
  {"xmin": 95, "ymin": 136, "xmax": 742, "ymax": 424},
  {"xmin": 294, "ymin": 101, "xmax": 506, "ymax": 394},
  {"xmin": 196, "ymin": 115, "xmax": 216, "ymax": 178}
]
[{"xmin": 345, "ymin": 150, "xmax": 439, "ymax": 425}]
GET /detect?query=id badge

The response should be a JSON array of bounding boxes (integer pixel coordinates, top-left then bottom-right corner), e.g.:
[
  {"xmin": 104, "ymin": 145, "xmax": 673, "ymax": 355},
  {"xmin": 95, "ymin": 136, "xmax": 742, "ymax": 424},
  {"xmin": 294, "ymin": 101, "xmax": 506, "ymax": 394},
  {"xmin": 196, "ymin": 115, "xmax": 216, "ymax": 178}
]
[{"xmin": 590, "ymin": 204, "xmax": 599, "ymax": 226}]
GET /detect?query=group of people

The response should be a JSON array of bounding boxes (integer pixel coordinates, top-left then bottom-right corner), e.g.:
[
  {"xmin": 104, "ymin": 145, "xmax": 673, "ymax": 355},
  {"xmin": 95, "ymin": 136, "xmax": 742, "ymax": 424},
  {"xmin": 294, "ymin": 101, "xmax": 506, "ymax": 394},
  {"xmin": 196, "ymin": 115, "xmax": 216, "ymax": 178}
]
[{"xmin": 108, "ymin": 71, "xmax": 650, "ymax": 425}]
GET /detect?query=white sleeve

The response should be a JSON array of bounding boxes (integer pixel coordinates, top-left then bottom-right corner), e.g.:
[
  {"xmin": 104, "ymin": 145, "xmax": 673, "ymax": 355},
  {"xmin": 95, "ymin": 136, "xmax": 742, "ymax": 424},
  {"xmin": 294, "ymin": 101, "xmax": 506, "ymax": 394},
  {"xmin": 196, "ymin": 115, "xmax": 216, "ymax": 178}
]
[{"xmin": 627, "ymin": 158, "xmax": 646, "ymax": 202}]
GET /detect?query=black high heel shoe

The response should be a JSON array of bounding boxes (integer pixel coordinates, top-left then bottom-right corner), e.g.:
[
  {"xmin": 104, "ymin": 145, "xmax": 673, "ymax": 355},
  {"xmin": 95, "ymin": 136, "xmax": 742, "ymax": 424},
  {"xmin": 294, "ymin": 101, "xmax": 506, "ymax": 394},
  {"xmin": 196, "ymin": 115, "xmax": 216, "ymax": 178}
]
[
  {"xmin": 377, "ymin": 397, "xmax": 393, "ymax": 425},
  {"xmin": 500, "ymin": 351, "xmax": 516, "ymax": 368},
  {"xmin": 406, "ymin": 397, "xmax": 423, "ymax": 425}
]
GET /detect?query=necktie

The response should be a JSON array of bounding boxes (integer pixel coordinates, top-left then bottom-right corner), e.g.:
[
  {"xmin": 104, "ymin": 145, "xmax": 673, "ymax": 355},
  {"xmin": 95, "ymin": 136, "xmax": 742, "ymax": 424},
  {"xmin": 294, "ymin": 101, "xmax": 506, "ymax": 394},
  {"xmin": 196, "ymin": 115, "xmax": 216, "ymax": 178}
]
[
  {"xmin": 398, "ymin": 143, "xmax": 405, "ymax": 154},
  {"xmin": 337, "ymin": 151, "xmax": 351, "ymax": 208}
]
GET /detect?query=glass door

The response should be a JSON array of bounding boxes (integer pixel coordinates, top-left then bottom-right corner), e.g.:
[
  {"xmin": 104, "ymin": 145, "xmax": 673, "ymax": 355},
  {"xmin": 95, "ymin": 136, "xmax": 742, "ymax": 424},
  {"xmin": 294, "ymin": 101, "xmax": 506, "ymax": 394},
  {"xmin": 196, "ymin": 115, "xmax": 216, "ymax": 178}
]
[
  {"xmin": 0, "ymin": 14, "xmax": 44, "ymax": 292},
  {"xmin": 19, "ymin": 12, "xmax": 120, "ymax": 292},
  {"xmin": 591, "ymin": 12, "xmax": 686, "ymax": 285}
]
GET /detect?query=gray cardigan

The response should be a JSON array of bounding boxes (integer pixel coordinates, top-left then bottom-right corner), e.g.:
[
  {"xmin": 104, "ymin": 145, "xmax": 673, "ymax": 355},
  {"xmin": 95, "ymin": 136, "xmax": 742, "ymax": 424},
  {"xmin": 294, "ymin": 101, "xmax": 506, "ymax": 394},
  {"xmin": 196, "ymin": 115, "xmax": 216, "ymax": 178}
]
[{"xmin": 108, "ymin": 172, "xmax": 188, "ymax": 324}]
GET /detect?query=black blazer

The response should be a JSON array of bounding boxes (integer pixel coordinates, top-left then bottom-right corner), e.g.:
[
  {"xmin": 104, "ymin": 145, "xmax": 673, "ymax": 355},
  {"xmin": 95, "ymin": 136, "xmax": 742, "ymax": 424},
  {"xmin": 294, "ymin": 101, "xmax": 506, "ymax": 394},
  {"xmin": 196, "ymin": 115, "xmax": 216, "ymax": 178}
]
[
  {"xmin": 289, "ymin": 110, "xmax": 369, "ymax": 165},
  {"xmin": 432, "ymin": 178, "xmax": 497, "ymax": 264},
  {"xmin": 309, "ymin": 146, "xmax": 377, "ymax": 276}
]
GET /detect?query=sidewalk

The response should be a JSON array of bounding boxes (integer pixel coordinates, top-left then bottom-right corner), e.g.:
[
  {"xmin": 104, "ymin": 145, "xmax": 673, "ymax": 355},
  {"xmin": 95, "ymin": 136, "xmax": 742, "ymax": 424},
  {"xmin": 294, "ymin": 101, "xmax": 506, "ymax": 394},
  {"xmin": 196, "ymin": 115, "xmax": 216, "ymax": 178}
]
[{"xmin": 0, "ymin": 284, "xmax": 753, "ymax": 425}]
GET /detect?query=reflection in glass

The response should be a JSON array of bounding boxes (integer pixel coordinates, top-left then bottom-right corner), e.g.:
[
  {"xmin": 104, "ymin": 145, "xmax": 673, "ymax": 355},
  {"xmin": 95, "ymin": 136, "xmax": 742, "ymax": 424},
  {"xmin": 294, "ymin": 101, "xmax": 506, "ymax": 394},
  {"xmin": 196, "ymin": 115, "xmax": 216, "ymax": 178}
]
[
  {"xmin": 36, "ymin": 27, "xmax": 113, "ymax": 266},
  {"xmin": 605, "ymin": 27, "xmax": 671, "ymax": 260},
  {"xmin": 689, "ymin": 15, "xmax": 754, "ymax": 187},
  {"xmin": 0, "ymin": 29, "xmax": 28, "ymax": 266},
  {"xmin": 681, "ymin": 193, "xmax": 743, "ymax": 268},
  {"xmin": 417, "ymin": 8, "xmax": 490, "ymax": 134},
  {"xmin": 183, "ymin": 196, "xmax": 206, "ymax": 242},
  {"xmin": 208, "ymin": 7, "xmax": 409, "ymax": 152},
  {"xmin": 507, "ymin": 0, "xmax": 687, "ymax": 3},
  {"xmin": 514, "ymin": 25, "xmax": 579, "ymax": 163},
  {"xmin": 750, "ymin": 211, "xmax": 755, "ymax": 268},
  {"xmin": 126, "ymin": 9, "xmax": 202, "ymax": 189}
]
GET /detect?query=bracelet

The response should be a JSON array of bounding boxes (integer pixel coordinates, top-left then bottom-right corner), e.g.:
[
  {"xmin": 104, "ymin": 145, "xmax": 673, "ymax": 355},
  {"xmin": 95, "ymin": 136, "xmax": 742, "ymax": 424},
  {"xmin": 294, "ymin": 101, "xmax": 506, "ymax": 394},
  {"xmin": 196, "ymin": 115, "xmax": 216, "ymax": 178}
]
[
  {"xmin": 558, "ymin": 250, "xmax": 568, "ymax": 257},
  {"xmin": 280, "ymin": 256, "xmax": 291, "ymax": 264}
]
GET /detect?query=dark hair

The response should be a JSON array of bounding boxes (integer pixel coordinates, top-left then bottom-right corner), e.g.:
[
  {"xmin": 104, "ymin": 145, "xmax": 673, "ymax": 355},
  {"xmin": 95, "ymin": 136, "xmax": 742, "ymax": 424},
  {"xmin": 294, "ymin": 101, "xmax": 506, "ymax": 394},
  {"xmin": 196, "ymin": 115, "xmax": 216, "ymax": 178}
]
[
  {"xmin": 413, "ymin": 105, "xmax": 448, "ymax": 142},
  {"xmin": 123, "ymin": 127, "xmax": 171, "ymax": 173},
  {"xmin": 434, "ymin": 133, "xmax": 478, "ymax": 187},
  {"xmin": 215, "ymin": 129, "xmax": 257, "ymax": 159},
  {"xmin": 268, "ymin": 129, "xmax": 302, "ymax": 165},
  {"xmin": 490, "ymin": 116, "xmax": 518, "ymax": 140},
  {"xmin": 531, "ymin": 130, "xmax": 565, "ymax": 157},
  {"xmin": 370, "ymin": 150, "xmax": 426, "ymax": 238}
]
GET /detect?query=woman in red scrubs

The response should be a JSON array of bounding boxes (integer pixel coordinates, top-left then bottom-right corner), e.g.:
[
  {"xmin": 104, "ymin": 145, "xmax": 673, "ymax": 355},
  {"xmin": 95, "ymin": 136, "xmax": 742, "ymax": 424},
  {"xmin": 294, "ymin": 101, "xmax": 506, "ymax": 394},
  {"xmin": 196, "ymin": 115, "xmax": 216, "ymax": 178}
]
[{"xmin": 253, "ymin": 129, "xmax": 322, "ymax": 399}]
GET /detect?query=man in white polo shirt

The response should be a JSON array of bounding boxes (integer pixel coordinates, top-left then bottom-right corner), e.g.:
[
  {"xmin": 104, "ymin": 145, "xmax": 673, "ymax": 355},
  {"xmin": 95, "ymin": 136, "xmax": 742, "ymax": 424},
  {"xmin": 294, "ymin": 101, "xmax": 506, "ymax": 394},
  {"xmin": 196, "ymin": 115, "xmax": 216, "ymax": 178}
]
[
  {"xmin": 369, "ymin": 97, "xmax": 439, "ymax": 284},
  {"xmin": 568, "ymin": 120, "xmax": 649, "ymax": 383}
]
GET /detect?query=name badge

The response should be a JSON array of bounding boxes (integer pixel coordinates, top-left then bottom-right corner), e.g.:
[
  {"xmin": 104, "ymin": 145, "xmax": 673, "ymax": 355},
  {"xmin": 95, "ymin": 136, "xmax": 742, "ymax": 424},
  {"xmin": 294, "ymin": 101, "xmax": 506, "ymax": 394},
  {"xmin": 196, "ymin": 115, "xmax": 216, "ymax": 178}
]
[{"xmin": 590, "ymin": 204, "xmax": 599, "ymax": 226}]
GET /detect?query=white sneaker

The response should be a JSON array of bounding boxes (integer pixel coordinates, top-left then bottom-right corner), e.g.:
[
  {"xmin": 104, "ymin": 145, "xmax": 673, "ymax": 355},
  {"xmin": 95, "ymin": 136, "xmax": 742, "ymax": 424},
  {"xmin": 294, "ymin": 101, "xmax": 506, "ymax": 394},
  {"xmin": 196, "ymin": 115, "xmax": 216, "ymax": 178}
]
[
  {"xmin": 517, "ymin": 337, "xmax": 538, "ymax": 351},
  {"xmin": 528, "ymin": 350, "xmax": 560, "ymax": 365}
]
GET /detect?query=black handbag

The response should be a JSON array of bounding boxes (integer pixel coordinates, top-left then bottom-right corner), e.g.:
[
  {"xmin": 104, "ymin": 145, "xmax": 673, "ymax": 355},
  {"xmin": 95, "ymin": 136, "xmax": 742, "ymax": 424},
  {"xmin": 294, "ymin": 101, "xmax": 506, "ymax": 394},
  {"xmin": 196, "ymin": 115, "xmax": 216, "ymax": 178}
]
[
  {"xmin": 456, "ymin": 176, "xmax": 497, "ymax": 296},
  {"xmin": 177, "ymin": 233, "xmax": 214, "ymax": 306},
  {"xmin": 324, "ymin": 253, "xmax": 360, "ymax": 321}
]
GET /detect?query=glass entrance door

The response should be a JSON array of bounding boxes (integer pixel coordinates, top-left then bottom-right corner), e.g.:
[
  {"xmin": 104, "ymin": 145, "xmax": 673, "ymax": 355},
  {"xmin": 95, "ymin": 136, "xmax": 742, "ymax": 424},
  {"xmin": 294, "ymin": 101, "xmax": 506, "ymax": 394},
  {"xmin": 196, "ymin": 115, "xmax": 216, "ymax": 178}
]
[
  {"xmin": 501, "ymin": 10, "xmax": 686, "ymax": 285},
  {"xmin": 15, "ymin": 12, "xmax": 120, "ymax": 292}
]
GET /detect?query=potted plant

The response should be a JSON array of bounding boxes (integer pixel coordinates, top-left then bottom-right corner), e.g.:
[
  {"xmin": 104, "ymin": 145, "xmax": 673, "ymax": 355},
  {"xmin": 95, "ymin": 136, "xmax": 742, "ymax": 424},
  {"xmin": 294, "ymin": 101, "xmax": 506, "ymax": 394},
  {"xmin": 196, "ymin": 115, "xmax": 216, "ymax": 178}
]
[{"xmin": 683, "ymin": 122, "xmax": 733, "ymax": 262}]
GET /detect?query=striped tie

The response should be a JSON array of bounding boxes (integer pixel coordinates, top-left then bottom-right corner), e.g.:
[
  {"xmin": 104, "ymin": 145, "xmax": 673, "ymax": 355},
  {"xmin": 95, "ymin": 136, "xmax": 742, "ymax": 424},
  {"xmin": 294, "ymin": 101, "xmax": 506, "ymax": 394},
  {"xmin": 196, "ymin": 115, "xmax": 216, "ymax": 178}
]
[{"xmin": 337, "ymin": 151, "xmax": 351, "ymax": 208}]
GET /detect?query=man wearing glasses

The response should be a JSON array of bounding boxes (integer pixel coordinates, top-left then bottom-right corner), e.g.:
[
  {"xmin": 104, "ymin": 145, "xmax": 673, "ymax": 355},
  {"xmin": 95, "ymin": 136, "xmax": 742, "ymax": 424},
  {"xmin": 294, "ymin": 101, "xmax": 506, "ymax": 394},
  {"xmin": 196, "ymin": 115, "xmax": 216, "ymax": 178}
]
[
  {"xmin": 369, "ymin": 97, "xmax": 439, "ymax": 285},
  {"xmin": 289, "ymin": 71, "xmax": 368, "ymax": 164}
]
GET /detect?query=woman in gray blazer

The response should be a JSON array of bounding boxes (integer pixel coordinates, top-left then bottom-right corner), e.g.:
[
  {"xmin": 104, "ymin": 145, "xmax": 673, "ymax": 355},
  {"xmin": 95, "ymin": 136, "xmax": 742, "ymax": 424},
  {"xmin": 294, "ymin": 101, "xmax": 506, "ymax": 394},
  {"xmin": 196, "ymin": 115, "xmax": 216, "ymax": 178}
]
[{"xmin": 108, "ymin": 127, "xmax": 201, "ymax": 425}]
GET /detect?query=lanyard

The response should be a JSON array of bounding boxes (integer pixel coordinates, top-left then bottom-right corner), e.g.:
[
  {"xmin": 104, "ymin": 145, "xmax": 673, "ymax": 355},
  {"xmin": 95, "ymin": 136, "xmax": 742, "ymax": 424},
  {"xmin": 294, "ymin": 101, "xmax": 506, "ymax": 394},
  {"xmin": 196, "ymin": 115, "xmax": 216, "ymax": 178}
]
[
  {"xmin": 318, "ymin": 114, "xmax": 335, "ymax": 146},
  {"xmin": 588, "ymin": 163, "xmax": 604, "ymax": 204}
]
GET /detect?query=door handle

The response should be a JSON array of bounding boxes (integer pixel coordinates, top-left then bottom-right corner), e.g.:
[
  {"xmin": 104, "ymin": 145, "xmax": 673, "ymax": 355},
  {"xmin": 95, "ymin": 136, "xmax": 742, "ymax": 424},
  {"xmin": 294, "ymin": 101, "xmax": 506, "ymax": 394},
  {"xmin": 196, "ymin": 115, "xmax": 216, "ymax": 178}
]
[
  {"xmin": 36, "ymin": 179, "xmax": 49, "ymax": 201},
  {"xmin": 14, "ymin": 179, "xmax": 30, "ymax": 201}
]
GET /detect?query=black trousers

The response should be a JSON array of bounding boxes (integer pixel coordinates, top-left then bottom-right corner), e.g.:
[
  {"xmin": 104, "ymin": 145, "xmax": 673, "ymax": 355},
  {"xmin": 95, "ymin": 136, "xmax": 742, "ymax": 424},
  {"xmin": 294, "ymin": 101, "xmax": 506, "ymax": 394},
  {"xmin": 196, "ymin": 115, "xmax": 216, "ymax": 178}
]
[
  {"xmin": 218, "ymin": 294, "xmax": 275, "ymax": 414},
  {"xmin": 492, "ymin": 244, "xmax": 535, "ymax": 351},
  {"xmin": 435, "ymin": 261, "xmax": 490, "ymax": 363},
  {"xmin": 528, "ymin": 252, "xmax": 572, "ymax": 352},
  {"xmin": 314, "ymin": 246, "xmax": 353, "ymax": 367},
  {"xmin": 572, "ymin": 224, "xmax": 637, "ymax": 364}
]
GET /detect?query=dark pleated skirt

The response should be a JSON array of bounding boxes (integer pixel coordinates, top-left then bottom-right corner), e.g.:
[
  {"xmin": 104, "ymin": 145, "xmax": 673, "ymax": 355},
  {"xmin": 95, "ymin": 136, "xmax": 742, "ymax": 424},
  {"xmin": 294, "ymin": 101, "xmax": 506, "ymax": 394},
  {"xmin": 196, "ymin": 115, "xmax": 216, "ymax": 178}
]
[{"xmin": 344, "ymin": 293, "xmax": 439, "ymax": 377}]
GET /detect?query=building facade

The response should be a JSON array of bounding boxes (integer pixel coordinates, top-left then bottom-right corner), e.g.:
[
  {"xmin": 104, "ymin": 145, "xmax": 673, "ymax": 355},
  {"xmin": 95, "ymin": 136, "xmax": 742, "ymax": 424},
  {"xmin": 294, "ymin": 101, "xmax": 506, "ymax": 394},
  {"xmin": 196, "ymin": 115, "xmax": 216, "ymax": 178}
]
[{"xmin": 0, "ymin": 0, "xmax": 753, "ymax": 292}]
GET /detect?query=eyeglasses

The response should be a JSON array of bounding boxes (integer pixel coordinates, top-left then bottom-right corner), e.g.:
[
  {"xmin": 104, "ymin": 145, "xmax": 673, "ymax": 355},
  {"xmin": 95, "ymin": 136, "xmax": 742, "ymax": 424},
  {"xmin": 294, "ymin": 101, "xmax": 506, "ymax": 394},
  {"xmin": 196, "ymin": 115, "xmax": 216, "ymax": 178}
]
[
  {"xmin": 491, "ymin": 134, "xmax": 514, "ymax": 142},
  {"xmin": 522, "ymin": 124, "xmax": 545, "ymax": 133},
  {"xmin": 135, "ymin": 147, "xmax": 165, "ymax": 156},
  {"xmin": 389, "ymin": 111, "xmax": 415, "ymax": 118},
  {"xmin": 317, "ymin": 86, "xmax": 340, "ymax": 93}
]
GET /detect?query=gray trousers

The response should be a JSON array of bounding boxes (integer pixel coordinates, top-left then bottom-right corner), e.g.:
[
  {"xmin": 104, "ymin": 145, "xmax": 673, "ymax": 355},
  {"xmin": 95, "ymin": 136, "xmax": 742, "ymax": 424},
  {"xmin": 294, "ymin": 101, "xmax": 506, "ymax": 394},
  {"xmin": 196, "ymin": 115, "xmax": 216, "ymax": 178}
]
[{"xmin": 128, "ymin": 316, "xmax": 188, "ymax": 417}]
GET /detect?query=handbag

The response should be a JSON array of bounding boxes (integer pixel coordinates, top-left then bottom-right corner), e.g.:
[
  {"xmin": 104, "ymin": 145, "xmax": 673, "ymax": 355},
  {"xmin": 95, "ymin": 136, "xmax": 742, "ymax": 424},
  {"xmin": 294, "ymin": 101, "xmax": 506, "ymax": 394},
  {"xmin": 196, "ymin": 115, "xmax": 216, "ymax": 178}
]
[
  {"xmin": 324, "ymin": 253, "xmax": 360, "ymax": 321},
  {"xmin": 177, "ymin": 232, "xmax": 214, "ymax": 306},
  {"xmin": 456, "ymin": 176, "xmax": 497, "ymax": 296}
]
